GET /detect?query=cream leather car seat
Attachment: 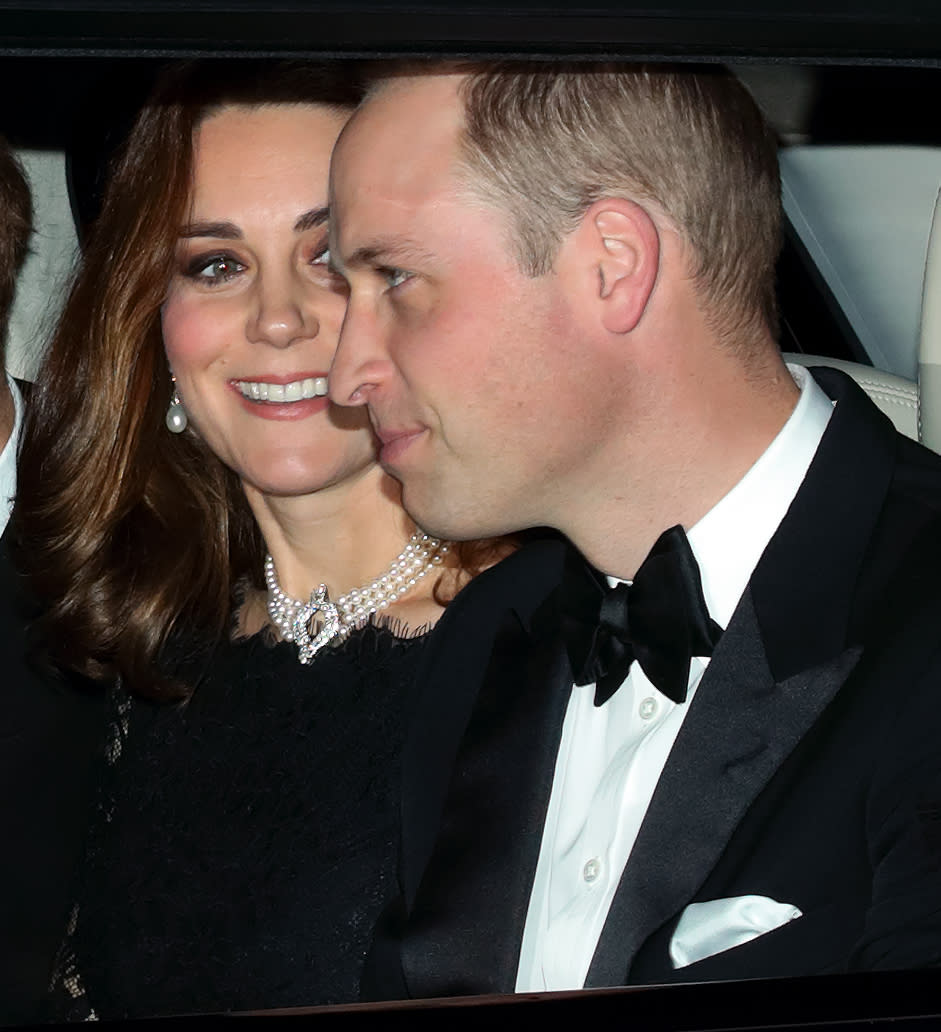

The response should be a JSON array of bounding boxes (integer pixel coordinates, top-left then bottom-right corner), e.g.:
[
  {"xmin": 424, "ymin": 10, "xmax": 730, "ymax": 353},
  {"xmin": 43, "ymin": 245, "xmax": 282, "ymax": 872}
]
[
  {"xmin": 784, "ymin": 353, "xmax": 920, "ymax": 443},
  {"xmin": 787, "ymin": 173, "xmax": 941, "ymax": 451},
  {"xmin": 918, "ymin": 186, "xmax": 941, "ymax": 453},
  {"xmin": 779, "ymin": 144, "xmax": 941, "ymax": 450}
]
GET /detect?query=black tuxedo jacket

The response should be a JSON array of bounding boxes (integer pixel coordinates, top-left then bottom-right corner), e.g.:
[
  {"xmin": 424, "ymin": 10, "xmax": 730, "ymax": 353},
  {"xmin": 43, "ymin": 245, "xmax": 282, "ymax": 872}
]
[
  {"xmin": 364, "ymin": 367, "xmax": 941, "ymax": 999},
  {"xmin": 0, "ymin": 529, "xmax": 106, "ymax": 1021}
]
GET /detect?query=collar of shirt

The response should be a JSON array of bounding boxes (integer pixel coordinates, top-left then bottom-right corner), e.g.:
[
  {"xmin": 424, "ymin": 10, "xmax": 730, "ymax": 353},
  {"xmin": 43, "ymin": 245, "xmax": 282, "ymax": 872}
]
[
  {"xmin": 685, "ymin": 363, "xmax": 834, "ymax": 631},
  {"xmin": 0, "ymin": 373, "xmax": 23, "ymax": 536}
]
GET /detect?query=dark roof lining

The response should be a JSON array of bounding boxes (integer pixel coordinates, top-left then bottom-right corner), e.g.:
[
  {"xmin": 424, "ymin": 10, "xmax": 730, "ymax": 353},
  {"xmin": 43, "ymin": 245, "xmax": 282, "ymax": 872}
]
[{"xmin": 1, "ymin": 2, "xmax": 941, "ymax": 61}]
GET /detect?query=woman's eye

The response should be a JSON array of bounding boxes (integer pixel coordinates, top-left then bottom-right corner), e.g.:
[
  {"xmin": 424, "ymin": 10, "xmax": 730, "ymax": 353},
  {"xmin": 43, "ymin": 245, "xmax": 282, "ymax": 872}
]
[
  {"xmin": 184, "ymin": 254, "xmax": 246, "ymax": 284},
  {"xmin": 311, "ymin": 246, "xmax": 331, "ymax": 267},
  {"xmin": 382, "ymin": 267, "xmax": 411, "ymax": 289}
]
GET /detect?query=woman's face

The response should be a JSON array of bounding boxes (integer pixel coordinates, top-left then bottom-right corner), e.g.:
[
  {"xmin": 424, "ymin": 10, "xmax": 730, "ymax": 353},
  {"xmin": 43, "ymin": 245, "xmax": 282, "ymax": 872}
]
[{"xmin": 162, "ymin": 102, "xmax": 374, "ymax": 500}]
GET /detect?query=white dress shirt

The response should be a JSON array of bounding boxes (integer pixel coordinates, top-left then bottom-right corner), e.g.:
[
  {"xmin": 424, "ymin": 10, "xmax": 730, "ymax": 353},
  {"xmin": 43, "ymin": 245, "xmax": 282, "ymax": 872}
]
[
  {"xmin": 0, "ymin": 373, "xmax": 22, "ymax": 536},
  {"xmin": 515, "ymin": 365, "xmax": 835, "ymax": 992}
]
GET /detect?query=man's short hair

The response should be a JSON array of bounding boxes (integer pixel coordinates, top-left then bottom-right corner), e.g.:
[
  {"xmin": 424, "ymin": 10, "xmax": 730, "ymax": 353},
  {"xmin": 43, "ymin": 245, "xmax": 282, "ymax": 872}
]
[
  {"xmin": 0, "ymin": 140, "xmax": 31, "ymax": 343},
  {"xmin": 454, "ymin": 63, "xmax": 781, "ymax": 346}
]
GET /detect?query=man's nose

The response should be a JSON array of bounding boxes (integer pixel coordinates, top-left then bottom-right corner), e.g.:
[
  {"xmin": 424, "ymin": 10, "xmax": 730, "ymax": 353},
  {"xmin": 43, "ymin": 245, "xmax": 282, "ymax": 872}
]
[{"xmin": 328, "ymin": 301, "xmax": 391, "ymax": 406}]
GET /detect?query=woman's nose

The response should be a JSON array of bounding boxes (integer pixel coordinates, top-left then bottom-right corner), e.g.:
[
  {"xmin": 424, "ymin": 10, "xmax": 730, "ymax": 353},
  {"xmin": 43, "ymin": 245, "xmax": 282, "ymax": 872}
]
[{"xmin": 247, "ymin": 271, "xmax": 319, "ymax": 348}]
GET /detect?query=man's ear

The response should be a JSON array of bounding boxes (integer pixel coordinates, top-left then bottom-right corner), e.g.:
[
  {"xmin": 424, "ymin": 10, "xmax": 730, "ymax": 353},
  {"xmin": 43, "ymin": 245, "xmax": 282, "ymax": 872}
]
[{"xmin": 584, "ymin": 199, "xmax": 660, "ymax": 335}]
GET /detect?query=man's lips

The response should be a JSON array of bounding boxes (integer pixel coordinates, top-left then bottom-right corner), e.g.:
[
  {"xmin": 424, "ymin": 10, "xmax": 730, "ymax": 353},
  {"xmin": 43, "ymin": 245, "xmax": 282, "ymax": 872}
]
[{"xmin": 375, "ymin": 426, "xmax": 426, "ymax": 466}]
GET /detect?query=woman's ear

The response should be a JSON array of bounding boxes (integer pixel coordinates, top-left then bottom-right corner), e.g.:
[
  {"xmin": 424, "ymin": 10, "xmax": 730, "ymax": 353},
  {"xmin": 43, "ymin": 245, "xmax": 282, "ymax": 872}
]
[{"xmin": 588, "ymin": 199, "xmax": 661, "ymax": 335}]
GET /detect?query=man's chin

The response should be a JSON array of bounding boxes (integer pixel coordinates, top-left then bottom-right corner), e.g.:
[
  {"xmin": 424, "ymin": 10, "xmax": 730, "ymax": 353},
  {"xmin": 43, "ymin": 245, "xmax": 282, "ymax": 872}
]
[
  {"xmin": 397, "ymin": 483, "xmax": 471, "ymax": 542},
  {"xmin": 398, "ymin": 485, "xmax": 519, "ymax": 544}
]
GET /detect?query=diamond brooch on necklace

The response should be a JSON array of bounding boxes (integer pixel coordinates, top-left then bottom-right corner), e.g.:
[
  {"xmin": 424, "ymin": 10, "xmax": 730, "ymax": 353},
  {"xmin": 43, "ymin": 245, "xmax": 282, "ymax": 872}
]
[{"xmin": 265, "ymin": 530, "xmax": 450, "ymax": 664}]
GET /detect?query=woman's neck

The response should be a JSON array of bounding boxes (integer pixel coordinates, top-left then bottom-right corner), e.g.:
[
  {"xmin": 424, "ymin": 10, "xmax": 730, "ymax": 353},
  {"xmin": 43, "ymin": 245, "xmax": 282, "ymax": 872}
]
[{"xmin": 244, "ymin": 464, "xmax": 418, "ymax": 602}]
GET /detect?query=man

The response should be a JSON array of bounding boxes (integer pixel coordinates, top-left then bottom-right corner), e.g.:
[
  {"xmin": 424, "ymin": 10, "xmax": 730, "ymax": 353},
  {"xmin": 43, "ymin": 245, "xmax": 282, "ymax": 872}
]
[
  {"xmin": 0, "ymin": 138, "xmax": 105, "ymax": 1021},
  {"xmin": 328, "ymin": 64, "xmax": 941, "ymax": 995}
]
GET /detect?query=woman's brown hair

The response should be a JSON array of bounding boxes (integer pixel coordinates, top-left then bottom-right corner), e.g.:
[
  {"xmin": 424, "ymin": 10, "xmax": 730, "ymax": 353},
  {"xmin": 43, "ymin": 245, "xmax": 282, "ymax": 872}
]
[{"xmin": 14, "ymin": 61, "xmax": 369, "ymax": 701}]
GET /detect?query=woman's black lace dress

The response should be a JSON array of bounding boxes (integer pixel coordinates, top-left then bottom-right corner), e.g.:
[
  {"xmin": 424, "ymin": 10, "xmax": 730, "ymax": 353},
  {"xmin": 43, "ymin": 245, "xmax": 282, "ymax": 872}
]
[{"xmin": 60, "ymin": 623, "xmax": 426, "ymax": 1019}]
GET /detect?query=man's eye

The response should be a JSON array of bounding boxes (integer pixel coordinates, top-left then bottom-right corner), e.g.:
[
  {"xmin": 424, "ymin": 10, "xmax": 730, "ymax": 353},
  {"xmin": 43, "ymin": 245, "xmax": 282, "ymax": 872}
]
[
  {"xmin": 382, "ymin": 267, "xmax": 411, "ymax": 289},
  {"xmin": 311, "ymin": 246, "xmax": 331, "ymax": 267}
]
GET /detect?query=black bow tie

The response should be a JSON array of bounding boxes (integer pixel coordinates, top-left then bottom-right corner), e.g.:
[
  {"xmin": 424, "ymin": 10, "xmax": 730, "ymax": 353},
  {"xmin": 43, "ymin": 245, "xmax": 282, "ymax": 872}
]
[{"xmin": 558, "ymin": 526, "xmax": 723, "ymax": 706}]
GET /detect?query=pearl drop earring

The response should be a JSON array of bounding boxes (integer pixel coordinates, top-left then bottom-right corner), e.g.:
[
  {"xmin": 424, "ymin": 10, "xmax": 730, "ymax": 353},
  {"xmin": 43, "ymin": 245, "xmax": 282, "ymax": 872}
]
[{"xmin": 165, "ymin": 375, "xmax": 188, "ymax": 434}]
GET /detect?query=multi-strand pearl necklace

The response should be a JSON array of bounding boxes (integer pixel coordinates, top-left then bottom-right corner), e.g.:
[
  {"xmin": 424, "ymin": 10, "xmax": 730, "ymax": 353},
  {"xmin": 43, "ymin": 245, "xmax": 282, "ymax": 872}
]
[{"xmin": 265, "ymin": 530, "xmax": 450, "ymax": 664}]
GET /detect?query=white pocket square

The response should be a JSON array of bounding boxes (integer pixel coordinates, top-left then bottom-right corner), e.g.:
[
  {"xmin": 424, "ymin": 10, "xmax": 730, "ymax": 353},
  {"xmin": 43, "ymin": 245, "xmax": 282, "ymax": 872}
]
[{"xmin": 669, "ymin": 894, "xmax": 803, "ymax": 969}]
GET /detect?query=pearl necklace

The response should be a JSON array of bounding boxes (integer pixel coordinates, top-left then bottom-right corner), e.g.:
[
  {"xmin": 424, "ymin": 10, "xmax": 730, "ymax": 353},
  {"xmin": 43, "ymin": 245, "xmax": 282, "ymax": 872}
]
[{"xmin": 265, "ymin": 530, "xmax": 450, "ymax": 664}]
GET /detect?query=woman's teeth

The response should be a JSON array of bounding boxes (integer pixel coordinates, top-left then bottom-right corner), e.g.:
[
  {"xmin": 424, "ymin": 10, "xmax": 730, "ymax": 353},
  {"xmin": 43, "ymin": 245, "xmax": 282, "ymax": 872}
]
[{"xmin": 235, "ymin": 376, "xmax": 328, "ymax": 403}]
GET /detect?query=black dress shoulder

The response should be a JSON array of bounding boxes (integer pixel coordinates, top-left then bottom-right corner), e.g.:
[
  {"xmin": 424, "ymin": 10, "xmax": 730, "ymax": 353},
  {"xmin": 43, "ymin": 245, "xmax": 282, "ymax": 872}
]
[{"xmin": 62, "ymin": 622, "xmax": 428, "ymax": 1019}]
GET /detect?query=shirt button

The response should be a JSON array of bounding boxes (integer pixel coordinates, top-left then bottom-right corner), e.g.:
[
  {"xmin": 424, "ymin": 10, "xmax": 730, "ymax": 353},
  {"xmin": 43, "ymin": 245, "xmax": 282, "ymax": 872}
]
[
  {"xmin": 639, "ymin": 696, "xmax": 659, "ymax": 720},
  {"xmin": 583, "ymin": 858, "xmax": 602, "ymax": 883}
]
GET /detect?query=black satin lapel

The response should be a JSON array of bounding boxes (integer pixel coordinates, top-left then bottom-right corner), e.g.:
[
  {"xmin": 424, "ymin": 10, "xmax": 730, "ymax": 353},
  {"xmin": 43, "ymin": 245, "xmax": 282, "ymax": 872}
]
[
  {"xmin": 398, "ymin": 538, "xmax": 568, "ymax": 905},
  {"xmin": 585, "ymin": 590, "xmax": 862, "ymax": 987},
  {"xmin": 754, "ymin": 367, "xmax": 896, "ymax": 682},
  {"xmin": 401, "ymin": 615, "xmax": 572, "ymax": 998}
]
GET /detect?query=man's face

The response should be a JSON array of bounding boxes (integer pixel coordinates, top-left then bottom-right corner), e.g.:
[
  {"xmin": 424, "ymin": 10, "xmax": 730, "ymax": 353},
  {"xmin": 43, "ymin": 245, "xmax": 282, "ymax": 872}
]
[{"xmin": 329, "ymin": 74, "xmax": 612, "ymax": 541}]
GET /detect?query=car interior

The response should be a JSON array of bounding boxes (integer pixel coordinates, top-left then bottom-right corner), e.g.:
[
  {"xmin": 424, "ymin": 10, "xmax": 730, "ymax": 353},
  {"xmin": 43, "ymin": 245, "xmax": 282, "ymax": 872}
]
[{"xmin": 2, "ymin": 2, "xmax": 941, "ymax": 1028}]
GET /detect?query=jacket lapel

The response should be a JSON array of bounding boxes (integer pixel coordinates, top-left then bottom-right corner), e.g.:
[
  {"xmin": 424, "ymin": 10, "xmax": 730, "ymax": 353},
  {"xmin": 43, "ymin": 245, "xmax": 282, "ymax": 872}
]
[
  {"xmin": 585, "ymin": 591, "xmax": 862, "ymax": 986},
  {"xmin": 397, "ymin": 538, "xmax": 568, "ymax": 907},
  {"xmin": 401, "ymin": 604, "xmax": 573, "ymax": 997}
]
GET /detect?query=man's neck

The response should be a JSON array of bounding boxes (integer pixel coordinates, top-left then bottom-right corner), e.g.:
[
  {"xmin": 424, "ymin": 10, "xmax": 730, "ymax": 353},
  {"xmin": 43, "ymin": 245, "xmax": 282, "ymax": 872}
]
[{"xmin": 561, "ymin": 353, "xmax": 801, "ymax": 580}]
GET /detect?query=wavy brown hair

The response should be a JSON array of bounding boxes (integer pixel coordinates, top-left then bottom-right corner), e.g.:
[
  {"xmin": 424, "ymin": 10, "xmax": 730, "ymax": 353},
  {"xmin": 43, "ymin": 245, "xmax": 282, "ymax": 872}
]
[{"xmin": 13, "ymin": 61, "xmax": 373, "ymax": 701}]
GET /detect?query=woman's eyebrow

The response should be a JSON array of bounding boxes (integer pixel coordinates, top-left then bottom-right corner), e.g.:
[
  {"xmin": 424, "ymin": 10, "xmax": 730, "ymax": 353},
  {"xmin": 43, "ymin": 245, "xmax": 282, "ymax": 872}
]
[
  {"xmin": 178, "ymin": 207, "xmax": 329, "ymax": 239},
  {"xmin": 179, "ymin": 220, "xmax": 241, "ymax": 240},
  {"xmin": 294, "ymin": 206, "xmax": 330, "ymax": 233}
]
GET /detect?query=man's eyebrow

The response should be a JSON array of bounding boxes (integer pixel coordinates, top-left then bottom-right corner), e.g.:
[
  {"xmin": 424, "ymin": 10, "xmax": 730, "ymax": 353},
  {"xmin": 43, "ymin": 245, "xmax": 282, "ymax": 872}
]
[{"xmin": 343, "ymin": 238, "xmax": 436, "ymax": 270}]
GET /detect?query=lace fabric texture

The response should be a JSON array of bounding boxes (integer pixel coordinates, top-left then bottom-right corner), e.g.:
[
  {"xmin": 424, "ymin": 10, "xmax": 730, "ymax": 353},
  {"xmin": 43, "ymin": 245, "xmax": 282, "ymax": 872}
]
[{"xmin": 54, "ymin": 622, "xmax": 426, "ymax": 1020}]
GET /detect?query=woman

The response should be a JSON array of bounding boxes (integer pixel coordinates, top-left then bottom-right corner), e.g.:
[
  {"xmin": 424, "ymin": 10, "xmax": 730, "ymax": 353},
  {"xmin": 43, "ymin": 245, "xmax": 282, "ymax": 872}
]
[{"xmin": 14, "ymin": 61, "xmax": 498, "ymax": 1018}]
